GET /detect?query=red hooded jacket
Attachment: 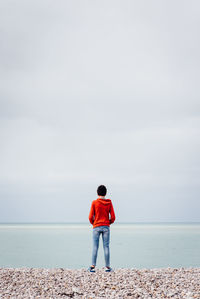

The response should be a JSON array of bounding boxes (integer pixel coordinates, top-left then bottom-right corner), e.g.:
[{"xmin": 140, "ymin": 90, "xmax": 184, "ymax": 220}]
[{"xmin": 89, "ymin": 197, "xmax": 116, "ymax": 228}]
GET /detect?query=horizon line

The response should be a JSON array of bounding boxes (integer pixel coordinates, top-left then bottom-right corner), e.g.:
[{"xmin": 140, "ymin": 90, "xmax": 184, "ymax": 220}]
[{"xmin": 0, "ymin": 221, "xmax": 200, "ymax": 225}]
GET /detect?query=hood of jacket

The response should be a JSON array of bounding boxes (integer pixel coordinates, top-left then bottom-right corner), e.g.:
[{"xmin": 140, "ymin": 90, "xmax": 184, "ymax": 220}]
[{"xmin": 97, "ymin": 198, "xmax": 111, "ymax": 205}]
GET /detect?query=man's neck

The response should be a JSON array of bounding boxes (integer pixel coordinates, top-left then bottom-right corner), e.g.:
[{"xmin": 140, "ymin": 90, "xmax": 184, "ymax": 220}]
[{"xmin": 98, "ymin": 195, "xmax": 105, "ymax": 199}]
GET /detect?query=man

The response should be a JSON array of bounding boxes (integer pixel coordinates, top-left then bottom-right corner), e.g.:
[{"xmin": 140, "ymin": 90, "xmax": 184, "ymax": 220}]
[{"xmin": 88, "ymin": 185, "xmax": 116, "ymax": 272}]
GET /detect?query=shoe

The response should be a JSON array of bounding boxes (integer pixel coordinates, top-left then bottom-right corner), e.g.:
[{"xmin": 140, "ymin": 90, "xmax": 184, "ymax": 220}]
[
  {"xmin": 105, "ymin": 266, "xmax": 113, "ymax": 272},
  {"xmin": 88, "ymin": 266, "xmax": 95, "ymax": 272}
]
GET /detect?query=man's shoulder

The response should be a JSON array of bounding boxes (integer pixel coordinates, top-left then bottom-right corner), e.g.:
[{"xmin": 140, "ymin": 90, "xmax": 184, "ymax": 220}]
[{"xmin": 92, "ymin": 199, "xmax": 97, "ymax": 204}]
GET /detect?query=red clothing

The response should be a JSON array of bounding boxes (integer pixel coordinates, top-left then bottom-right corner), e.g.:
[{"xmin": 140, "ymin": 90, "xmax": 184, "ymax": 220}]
[{"xmin": 89, "ymin": 197, "xmax": 116, "ymax": 228}]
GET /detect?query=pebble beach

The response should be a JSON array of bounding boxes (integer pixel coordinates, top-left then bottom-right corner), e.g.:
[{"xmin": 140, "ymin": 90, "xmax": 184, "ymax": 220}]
[{"xmin": 0, "ymin": 268, "xmax": 200, "ymax": 298}]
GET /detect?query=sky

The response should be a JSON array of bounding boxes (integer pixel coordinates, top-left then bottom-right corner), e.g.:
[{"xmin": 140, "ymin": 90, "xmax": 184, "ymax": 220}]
[{"xmin": 0, "ymin": 0, "xmax": 200, "ymax": 223}]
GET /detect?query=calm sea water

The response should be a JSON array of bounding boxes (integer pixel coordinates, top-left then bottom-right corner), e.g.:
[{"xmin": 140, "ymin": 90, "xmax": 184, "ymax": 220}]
[{"xmin": 0, "ymin": 223, "xmax": 199, "ymax": 269}]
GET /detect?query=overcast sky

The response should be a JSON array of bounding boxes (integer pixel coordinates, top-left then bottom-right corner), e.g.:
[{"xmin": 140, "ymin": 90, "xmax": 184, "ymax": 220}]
[{"xmin": 0, "ymin": 0, "xmax": 200, "ymax": 223}]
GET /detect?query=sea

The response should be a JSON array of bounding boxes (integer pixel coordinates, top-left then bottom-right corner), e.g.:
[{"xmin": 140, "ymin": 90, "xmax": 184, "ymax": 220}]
[{"xmin": 0, "ymin": 223, "xmax": 200, "ymax": 269}]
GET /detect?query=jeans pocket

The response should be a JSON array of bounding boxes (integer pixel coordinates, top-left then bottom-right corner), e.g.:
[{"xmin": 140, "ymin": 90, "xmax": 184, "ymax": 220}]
[{"xmin": 103, "ymin": 227, "xmax": 109, "ymax": 233}]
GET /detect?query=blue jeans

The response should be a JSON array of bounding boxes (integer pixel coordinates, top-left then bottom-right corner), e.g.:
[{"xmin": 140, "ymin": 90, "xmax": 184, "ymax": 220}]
[{"xmin": 92, "ymin": 226, "xmax": 110, "ymax": 267}]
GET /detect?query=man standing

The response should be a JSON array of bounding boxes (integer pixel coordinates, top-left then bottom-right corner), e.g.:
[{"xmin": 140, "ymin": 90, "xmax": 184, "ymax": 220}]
[{"xmin": 88, "ymin": 185, "xmax": 116, "ymax": 272}]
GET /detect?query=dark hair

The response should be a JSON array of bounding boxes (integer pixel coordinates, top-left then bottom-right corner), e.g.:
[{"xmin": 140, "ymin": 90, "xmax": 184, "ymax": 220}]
[{"xmin": 97, "ymin": 185, "xmax": 107, "ymax": 196}]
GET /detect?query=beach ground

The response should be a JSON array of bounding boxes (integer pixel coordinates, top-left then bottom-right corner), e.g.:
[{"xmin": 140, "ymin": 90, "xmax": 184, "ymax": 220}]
[{"xmin": 0, "ymin": 267, "xmax": 199, "ymax": 298}]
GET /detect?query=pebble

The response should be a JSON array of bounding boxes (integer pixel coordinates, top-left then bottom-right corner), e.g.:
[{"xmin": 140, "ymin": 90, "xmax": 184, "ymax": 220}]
[{"xmin": 0, "ymin": 267, "xmax": 199, "ymax": 298}]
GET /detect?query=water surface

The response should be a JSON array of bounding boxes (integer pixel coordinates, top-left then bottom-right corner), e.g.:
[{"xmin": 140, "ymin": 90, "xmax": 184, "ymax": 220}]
[{"xmin": 0, "ymin": 223, "xmax": 199, "ymax": 269}]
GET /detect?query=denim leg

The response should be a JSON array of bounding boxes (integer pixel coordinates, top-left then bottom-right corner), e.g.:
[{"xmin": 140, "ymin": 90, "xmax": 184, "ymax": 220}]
[
  {"xmin": 92, "ymin": 228, "xmax": 100, "ymax": 266},
  {"xmin": 102, "ymin": 227, "xmax": 110, "ymax": 267}
]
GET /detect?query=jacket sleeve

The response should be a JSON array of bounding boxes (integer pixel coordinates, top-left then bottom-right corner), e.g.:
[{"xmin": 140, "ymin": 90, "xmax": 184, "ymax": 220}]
[
  {"xmin": 89, "ymin": 201, "xmax": 95, "ymax": 224},
  {"xmin": 109, "ymin": 201, "xmax": 116, "ymax": 224}
]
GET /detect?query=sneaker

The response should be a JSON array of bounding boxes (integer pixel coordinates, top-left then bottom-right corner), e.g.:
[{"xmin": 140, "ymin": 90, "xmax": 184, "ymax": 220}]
[
  {"xmin": 88, "ymin": 266, "xmax": 95, "ymax": 272},
  {"xmin": 105, "ymin": 266, "xmax": 113, "ymax": 272}
]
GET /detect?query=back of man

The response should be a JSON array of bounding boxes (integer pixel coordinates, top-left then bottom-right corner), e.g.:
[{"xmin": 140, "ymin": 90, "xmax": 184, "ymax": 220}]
[
  {"xmin": 89, "ymin": 197, "xmax": 115, "ymax": 228},
  {"xmin": 88, "ymin": 185, "xmax": 116, "ymax": 272}
]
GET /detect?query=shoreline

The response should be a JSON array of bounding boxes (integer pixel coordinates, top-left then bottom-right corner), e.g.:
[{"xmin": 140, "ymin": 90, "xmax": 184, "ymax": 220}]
[{"xmin": 0, "ymin": 268, "xmax": 200, "ymax": 298}]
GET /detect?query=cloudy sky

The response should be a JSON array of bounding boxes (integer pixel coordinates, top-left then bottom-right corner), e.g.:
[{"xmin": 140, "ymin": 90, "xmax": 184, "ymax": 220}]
[{"xmin": 0, "ymin": 0, "xmax": 199, "ymax": 223}]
